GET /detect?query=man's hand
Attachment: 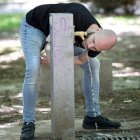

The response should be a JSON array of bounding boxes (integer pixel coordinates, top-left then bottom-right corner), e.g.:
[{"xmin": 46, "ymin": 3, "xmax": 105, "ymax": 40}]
[
  {"xmin": 74, "ymin": 53, "xmax": 89, "ymax": 65},
  {"xmin": 40, "ymin": 56, "xmax": 50, "ymax": 65}
]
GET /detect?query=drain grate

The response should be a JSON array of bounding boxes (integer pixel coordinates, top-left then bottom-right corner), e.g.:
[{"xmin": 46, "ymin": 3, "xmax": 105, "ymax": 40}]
[{"xmin": 76, "ymin": 135, "xmax": 140, "ymax": 140}]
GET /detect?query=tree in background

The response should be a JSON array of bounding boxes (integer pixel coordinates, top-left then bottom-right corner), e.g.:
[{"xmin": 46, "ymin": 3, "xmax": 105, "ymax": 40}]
[
  {"xmin": 80, "ymin": 0, "xmax": 136, "ymax": 14},
  {"xmin": 122, "ymin": 0, "xmax": 136, "ymax": 14}
]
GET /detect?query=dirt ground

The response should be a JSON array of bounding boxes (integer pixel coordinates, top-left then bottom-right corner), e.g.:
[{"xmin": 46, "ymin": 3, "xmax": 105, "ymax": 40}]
[{"xmin": 0, "ymin": 22, "xmax": 140, "ymax": 139}]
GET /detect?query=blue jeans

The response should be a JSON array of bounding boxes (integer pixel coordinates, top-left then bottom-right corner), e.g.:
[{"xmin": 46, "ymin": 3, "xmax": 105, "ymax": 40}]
[
  {"xmin": 19, "ymin": 18, "xmax": 101, "ymax": 122},
  {"xmin": 74, "ymin": 48, "xmax": 101, "ymax": 117}
]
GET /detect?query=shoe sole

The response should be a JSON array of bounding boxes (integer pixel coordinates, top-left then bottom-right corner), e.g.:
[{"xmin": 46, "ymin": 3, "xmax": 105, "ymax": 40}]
[
  {"xmin": 20, "ymin": 136, "xmax": 35, "ymax": 140},
  {"xmin": 82, "ymin": 124, "xmax": 121, "ymax": 129}
]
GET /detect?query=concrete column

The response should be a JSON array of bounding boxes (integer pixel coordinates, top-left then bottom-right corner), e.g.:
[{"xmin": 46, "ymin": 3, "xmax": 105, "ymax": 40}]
[{"xmin": 50, "ymin": 13, "xmax": 75, "ymax": 140}]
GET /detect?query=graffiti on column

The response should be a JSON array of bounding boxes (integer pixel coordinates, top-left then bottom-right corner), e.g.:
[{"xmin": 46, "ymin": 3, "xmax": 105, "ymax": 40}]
[{"xmin": 52, "ymin": 16, "xmax": 72, "ymax": 66}]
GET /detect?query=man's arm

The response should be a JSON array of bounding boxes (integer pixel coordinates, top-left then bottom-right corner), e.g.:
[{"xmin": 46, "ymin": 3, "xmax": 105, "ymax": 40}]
[
  {"xmin": 43, "ymin": 35, "xmax": 90, "ymax": 65},
  {"xmin": 41, "ymin": 52, "xmax": 89, "ymax": 65}
]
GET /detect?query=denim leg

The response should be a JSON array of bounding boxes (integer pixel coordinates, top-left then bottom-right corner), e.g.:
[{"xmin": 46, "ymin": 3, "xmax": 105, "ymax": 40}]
[
  {"xmin": 74, "ymin": 47, "xmax": 101, "ymax": 117},
  {"xmin": 81, "ymin": 58, "xmax": 101, "ymax": 117},
  {"xmin": 19, "ymin": 19, "xmax": 46, "ymax": 122}
]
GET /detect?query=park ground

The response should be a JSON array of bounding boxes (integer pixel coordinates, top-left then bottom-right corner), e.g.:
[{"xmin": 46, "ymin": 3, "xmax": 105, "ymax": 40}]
[{"xmin": 0, "ymin": 14, "xmax": 140, "ymax": 139}]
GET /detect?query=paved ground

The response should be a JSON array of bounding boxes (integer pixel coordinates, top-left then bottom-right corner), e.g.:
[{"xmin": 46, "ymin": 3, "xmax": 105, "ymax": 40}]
[
  {"xmin": 0, "ymin": 118, "xmax": 140, "ymax": 140},
  {"xmin": 0, "ymin": 25, "xmax": 140, "ymax": 140}
]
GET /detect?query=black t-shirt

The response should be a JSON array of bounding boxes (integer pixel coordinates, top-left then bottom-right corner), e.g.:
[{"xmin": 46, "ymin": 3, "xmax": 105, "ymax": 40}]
[{"xmin": 26, "ymin": 3, "xmax": 101, "ymax": 57}]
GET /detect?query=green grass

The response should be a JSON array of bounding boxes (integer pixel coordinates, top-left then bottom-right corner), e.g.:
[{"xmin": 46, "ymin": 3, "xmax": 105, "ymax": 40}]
[
  {"xmin": 0, "ymin": 13, "xmax": 24, "ymax": 32},
  {"xmin": 0, "ymin": 13, "xmax": 139, "ymax": 36}
]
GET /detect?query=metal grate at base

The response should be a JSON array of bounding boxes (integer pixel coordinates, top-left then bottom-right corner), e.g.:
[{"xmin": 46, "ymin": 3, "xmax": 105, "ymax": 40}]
[{"xmin": 76, "ymin": 135, "xmax": 140, "ymax": 140}]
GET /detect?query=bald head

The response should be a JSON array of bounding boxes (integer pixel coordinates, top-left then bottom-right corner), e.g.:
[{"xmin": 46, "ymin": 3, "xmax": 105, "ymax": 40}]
[
  {"xmin": 82, "ymin": 29, "xmax": 117, "ymax": 52},
  {"xmin": 94, "ymin": 29, "xmax": 117, "ymax": 51}
]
